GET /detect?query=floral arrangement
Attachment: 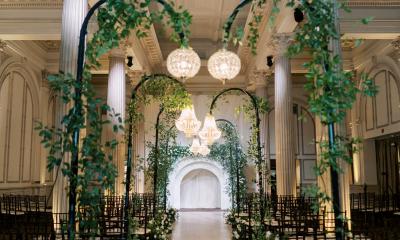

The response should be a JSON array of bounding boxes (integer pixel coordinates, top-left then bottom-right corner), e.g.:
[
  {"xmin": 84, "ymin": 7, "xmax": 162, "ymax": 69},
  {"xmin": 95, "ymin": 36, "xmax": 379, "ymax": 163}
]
[
  {"xmin": 226, "ymin": 210, "xmax": 279, "ymax": 240},
  {"xmin": 147, "ymin": 208, "xmax": 178, "ymax": 240}
]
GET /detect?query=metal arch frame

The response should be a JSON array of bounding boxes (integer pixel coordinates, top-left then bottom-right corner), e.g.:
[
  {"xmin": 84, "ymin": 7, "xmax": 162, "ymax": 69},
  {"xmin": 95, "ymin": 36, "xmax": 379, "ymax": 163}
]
[
  {"xmin": 215, "ymin": 119, "xmax": 242, "ymax": 214},
  {"xmin": 222, "ymin": 0, "xmax": 252, "ymax": 48},
  {"xmin": 209, "ymin": 87, "xmax": 266, "ymax": 226},
  {"xmin": 125, "ymin": 74, "xmax": 183, "ymax": 222},
  {"xmin": 70, "ymin": 0, "xmax": 255, "ymax": 234},
  {"xmin": 71, "ymin": 0, "xmax": 189, "ymax": 236}
]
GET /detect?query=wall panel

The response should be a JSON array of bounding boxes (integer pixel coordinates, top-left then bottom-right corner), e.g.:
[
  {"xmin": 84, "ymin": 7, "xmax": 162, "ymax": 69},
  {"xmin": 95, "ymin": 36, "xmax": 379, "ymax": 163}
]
[
  {"xmin": 22, "ymin": 88, "xmax": 33, "ymax": 182},
  {"xmin": 0, "ymin": 75, "xmax": 10, "ymax": 183},
  {"xmin": 374, "ymin": 71, "xmax": 389, "ymax": 128},
  {"xmin": 389, "ymin": 73, "xmax": 400, "ymax": 123},
  {"xmin": 7, "ymin": 74, "xmax": 24, "ymax": 182}
]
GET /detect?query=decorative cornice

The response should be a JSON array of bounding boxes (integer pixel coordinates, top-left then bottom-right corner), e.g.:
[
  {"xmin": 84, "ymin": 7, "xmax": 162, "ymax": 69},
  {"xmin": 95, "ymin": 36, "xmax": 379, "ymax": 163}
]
[
  {"xmin": 343, "ymin": 0, "xmax": 400, "ymax": 7},
  {"xmin": 137, "ymin": 27, "xmax": 163, "ymax": 70},
  {"xmin": 0, "ymin": 0, "xmax": 63, "ymax": 9}
]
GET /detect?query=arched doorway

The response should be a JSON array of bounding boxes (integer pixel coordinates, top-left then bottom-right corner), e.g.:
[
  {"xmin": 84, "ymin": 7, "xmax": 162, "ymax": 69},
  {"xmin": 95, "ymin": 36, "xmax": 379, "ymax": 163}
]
[
  {"xmin": 180, "ymin": 169, "xmax": 221, "ymax": 209},
  {"xmin": 168, "ymin": 158, "xmax": 230, "ymax": 210}
]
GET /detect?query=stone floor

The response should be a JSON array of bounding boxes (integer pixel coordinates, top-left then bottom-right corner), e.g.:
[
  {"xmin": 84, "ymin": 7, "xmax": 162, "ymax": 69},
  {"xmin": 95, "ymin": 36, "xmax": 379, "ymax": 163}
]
[{"xmin": 171, "ymin": 210, "xmax": 232, "ymax": 240}]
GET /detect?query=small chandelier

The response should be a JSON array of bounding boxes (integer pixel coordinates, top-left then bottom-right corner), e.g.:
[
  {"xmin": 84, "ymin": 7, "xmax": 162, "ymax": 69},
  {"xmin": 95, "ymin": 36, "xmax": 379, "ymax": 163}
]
[
  {"xmin": 199, "ymin": 141, "xmax": 211, "ymax": 156},
  {"xmin": 199, "ymin": 114, "xmax": 222, "ymax": 145},
  {"xmin": 207, "ymin": 48, "xmax": 241, "ymax": 84},
  {"xmin": 167, "ymin": 46, "xmax": 201, "ymax": 81},
  {"xmin": 175, "ymin": 105, "xmax": 201, "ymax": 138},
  {"xmin": 189, "ymin": 138, "xmax": 201, "ymax": 155}
]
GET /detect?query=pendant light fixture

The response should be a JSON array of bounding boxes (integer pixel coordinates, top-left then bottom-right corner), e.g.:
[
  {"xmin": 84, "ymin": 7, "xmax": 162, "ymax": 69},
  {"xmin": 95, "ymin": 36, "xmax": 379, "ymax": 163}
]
[
  {"xmin": 199, "ymin": 113, "xmax": 222, "ymax": 145},
  {"xmin": 198, "ymin": 141, "xmax": 211, "ymax": 156},
  {"xmin": 175, "ymin": 105, "xmax": 201, "ymax": 138},
  {"xmin": 207, "ymin": 48, "xmax": 241, "ymax": 84},
  {"xmin": 189, "ymin": 138, "xmax": 201, "ymax": 155},
  {"xmin": 167, "ymin": 46, "xmax": 201, "ymax": 81}
]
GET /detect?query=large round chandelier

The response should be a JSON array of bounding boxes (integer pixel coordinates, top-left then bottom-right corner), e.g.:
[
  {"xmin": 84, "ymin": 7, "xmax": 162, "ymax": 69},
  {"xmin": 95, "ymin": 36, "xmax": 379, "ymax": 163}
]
[
  {"xmin": 175, "ymin": 105, "xmax": 201, "ymax": 138},
  {"xmin": 199, "ymin": 114, "xmax": 222, "ymax": 145},
  {"xmin": 207, "ymin": 48, "xmax": 241, "ymax": 84},
  {"xmin": 199, "ymin": 141, "xmax": 210, "ymax": 156},
  {"xmin": 167, "ymin": 47, "xmax": 201, "ymax": 81},
  {"xmin": 189, "ymin": 138, "xmax": 201, "ymax": 155}
]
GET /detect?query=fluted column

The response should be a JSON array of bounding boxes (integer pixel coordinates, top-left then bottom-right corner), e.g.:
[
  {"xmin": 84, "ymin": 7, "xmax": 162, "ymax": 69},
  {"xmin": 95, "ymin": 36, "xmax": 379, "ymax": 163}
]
[
  {"xmin": 273, "ymin": 34, "xmax": 296, "ymax": 196},
  {"xmin": 253, "ymin": 71, "xmax": 270, "ymax": 193},
  {"xmin": 53, "ymin": 0, "xmax": 87, "ymax": 214},
  {"xmin": 107, "ymin": 49, "xmax": 126, "ymax": 195},
  {"xmin": 128, "ymin": 70, "xmax": 146, "ymax": 193}
]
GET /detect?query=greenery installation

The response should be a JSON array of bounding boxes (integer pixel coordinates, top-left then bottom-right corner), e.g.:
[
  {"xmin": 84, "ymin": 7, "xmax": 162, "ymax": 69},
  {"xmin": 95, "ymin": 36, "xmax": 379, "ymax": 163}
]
[
  {"xmin": 285, "ymin": 0, "xmax": 377, "ymax": 227},
  {"xmin": 128, "ymin": 74, "xmax": 191, "ymax": 239},
  {"xmin": 209, "ymin": 120, "xmax": 247, "ymax": 214},
  {"xmin": 210, "ymin": 89, "xmax": 269, "ymax": 240},
  {"xmin": 220, "ymin": 0, "xmax": 377, "ymax": 238},
  {"xmin": 36, "ymin": 0, "xmax": 193, "ymax": 238}
]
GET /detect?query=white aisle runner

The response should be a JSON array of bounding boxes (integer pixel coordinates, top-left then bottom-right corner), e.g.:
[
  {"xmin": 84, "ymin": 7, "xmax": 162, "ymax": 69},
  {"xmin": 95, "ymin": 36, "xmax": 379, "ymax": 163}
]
[{"xmin": 172, "ymin": 211, "xmax": 232, "ymax": 240}]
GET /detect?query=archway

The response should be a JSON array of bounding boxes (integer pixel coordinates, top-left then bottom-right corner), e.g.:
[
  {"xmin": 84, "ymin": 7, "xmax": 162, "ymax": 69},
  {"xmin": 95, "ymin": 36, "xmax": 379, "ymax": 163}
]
[
  {"xmin": 180, "ymin": 169, "xmax": 221, "ymax": 209},
  {"xmin": 168, "ymin": 158, "xmax": 230, "ymax": 210}
]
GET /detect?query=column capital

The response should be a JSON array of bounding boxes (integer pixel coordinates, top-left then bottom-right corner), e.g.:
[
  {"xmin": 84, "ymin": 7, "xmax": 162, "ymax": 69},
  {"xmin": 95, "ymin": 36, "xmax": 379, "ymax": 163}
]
[
  {"xmin": 109, "ymin": 48, "xmax": 126, "ymax": 59},
  {"xmin": 271, "ymin": 33, "xmax": 293, "ymax": 56},
  {"xmin": 127, "ymin": 70, "xmax": 144, "ymax": 86},
  {"xmin": 254, "ymin": 70, "xmax": 272, "ymax": 88},
  {"xmin": 0, "ymin": 39, "xmax": 6, "ymax": 52},
  {"xmin": 391, "ymin": 36, "xmax": 400, "ymax": 62},
  {"xmin": 391, "ymin": 36, "xmax": 400, "ymax": 50}
]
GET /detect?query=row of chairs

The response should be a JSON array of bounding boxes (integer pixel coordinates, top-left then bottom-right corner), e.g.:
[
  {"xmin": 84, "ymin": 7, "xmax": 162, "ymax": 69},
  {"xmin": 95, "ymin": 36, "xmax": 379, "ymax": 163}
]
[
  {"xmin": 350, "ymin": 192, "xmax": 400, "ymax": 240},
  {"xmin": 0, "ymin": 194, "xmax": 49, "ymax": 214},
  {"xmin": 0, "ymin": 193, "xmax": 161, "ymax": 240},
  {"xmin": 233, "ymin": 194, "xmax": 348, "ymax": 240},
  {"xmin": 350, "ymin": 192, "xmax": 400, "ymax": 213}
]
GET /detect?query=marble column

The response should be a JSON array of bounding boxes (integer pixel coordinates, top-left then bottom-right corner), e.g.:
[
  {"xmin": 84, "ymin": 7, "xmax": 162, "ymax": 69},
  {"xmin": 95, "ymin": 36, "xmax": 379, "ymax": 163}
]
[
  {"xmin": 107, "ymin": 49, "xmax": 127, "ymax": 195},
  {"xmin": 253, "ymin": 71, "xmax": 270, "ymax": 193},
  {"xmin": 53, "ymin": 0, "xmax": 87, "ymax": 214},
  {"xmin": 273, "ymin": 34, "xmax": 297, "ymax": 196}
]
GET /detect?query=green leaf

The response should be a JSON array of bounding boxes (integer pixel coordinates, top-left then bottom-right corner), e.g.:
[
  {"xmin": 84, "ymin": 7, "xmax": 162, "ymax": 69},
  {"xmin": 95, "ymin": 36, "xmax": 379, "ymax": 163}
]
[{"xmin": 361, "ymin": 16, "xmax": 374, "ymax": 25}]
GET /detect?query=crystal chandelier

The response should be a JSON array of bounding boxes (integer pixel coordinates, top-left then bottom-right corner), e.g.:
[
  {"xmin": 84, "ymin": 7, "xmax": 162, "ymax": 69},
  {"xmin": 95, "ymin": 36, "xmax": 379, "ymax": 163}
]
[
  {"xmin": 189, "ymin": 138, "xmax": 201, "ymax": 155},
  {"xmin": 207, "ymin": 48, "xmax": 241, "ymax": 84},
  {"xmin": 199, "ymin": 141, "xmax": 211, "ymax": 156},
  {"xmin": 175, "ymin": 105, "xmax": 201, "ymax": 138},
  {"xmin": 167, "ymin": 47, "xmax": 201, "ymax": 81},
  {"xmin": 199, "ymin": 114, "xmax": 222, "ymax": 145}
]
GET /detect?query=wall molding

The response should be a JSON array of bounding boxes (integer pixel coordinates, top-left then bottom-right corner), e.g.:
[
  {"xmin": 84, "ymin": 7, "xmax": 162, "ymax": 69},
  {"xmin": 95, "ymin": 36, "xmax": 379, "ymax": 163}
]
[
  {"xmin": 0, "ymin": 0, "xmax": 62, "ymax": 9},
  {"xmin": 344, "ymin": 1, "xmax": 400, "ymax": 7}
]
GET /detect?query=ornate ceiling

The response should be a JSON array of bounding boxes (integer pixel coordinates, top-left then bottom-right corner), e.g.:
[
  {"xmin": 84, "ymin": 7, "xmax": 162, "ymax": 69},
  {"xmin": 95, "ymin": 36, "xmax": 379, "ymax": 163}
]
[{"xmin": 0, "ymin": 0, "xmax": 399, "ymax": 92}]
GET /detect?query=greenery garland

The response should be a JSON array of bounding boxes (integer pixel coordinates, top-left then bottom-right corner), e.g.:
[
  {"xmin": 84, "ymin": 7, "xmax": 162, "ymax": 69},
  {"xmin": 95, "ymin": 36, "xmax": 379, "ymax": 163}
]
[
  {"xmin": 285, "ymin": 0, "xmax": 377, "ymax": 212},
  {"xmin": 36, "ymin": 0, "xmax": 193, "ymax": 237}
]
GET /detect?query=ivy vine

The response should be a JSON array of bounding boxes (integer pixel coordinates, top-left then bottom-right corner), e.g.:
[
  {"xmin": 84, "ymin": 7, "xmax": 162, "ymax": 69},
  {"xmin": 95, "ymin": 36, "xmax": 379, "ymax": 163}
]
[{"xmin": 36, "ymin": 0, "xmax": 193, "ymax": 237}]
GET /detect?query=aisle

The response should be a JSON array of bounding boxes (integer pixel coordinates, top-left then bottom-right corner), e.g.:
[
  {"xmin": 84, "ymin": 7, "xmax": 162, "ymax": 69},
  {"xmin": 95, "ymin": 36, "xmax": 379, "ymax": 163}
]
[{"xmin": 172, "ymin": 210, "xmax": 232, "ymax": 240}]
